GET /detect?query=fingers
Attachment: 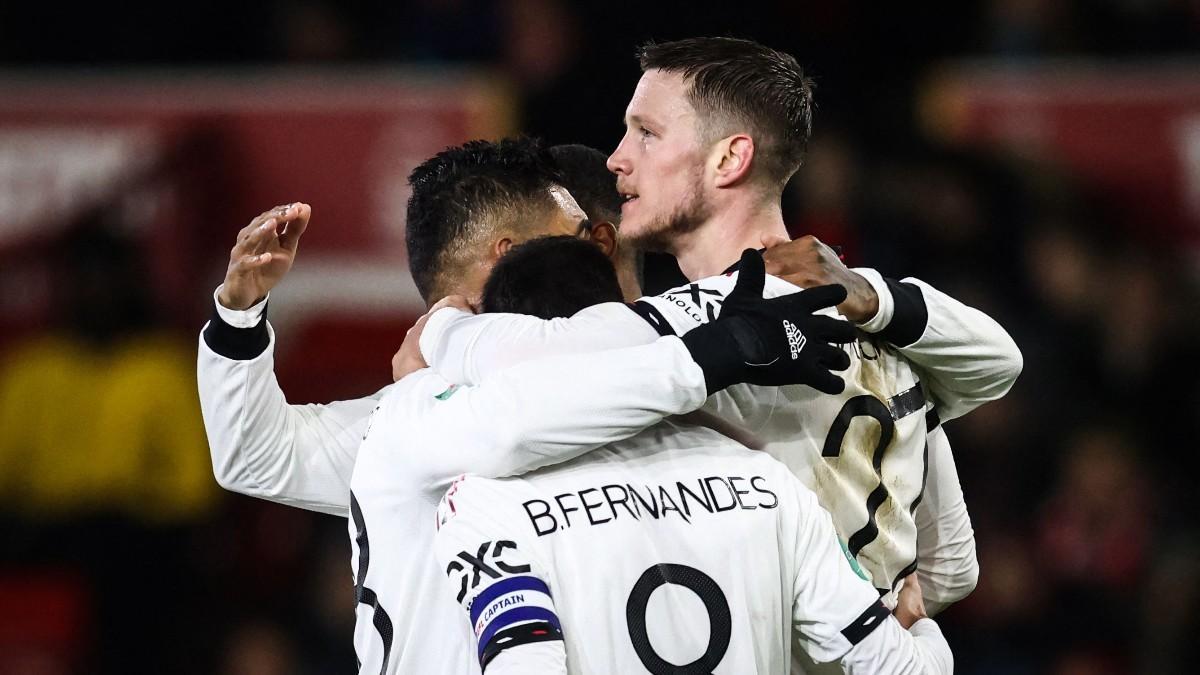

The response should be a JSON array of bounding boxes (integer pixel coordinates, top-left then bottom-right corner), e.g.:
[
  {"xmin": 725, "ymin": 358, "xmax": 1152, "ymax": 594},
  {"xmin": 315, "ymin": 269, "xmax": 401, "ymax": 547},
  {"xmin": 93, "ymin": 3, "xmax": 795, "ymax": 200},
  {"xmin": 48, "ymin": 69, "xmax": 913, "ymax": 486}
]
[
  {"xmin": 765, "ymin": 288, "xmax": 848, "ymax": 325},
  {"xmin": 796, "ymin": 283, "xmax": 848, "ymax": 311},
  {"xmin": 405, "ymin": 311, "xmax": 431, "ymax": 337},
  {"xmin": 278, "ymin": 202, "xmax": 311, "ymax": 251},
  {"xmin": 894, "ymin": 573, "xmax": 927, "ymax": 629},
  {"xmin": 232, "ymin": 202, "xmax": 307, "ymax": 254},
  {"xmin": 812, "ymin": 315, "xmax": 857, "ymax": 344},
  {"xmin": 233, "ymin": 215, "xmax": 278, "ymax": 259},
  {"xmin": 228, "ymin": 250, "xmax": 275, "ymax": 276},
  {"xmin": 430, "ymin": 294, "xmax": 474, "ymax": 314},
  {"xmin": 902, "ymin": 573, "xmax": 923, "ymax": 595},
  {"xmin": 806, "ymin": 369, "xmax": 846, "ymax": 395},
  {"xmin": 230, "ymin": 214, "xmax": 282, "ymax": 266},
  {"xmin": 814, "ymin": 343, "xmax": 851, "ymax": 371},
  {"xmin": 760, "ymin": 233, "xmax": 790, "ymax": 249},
  {"xmin": 729, "ymin": 249, "xmax": 766, "ymax": 302}
]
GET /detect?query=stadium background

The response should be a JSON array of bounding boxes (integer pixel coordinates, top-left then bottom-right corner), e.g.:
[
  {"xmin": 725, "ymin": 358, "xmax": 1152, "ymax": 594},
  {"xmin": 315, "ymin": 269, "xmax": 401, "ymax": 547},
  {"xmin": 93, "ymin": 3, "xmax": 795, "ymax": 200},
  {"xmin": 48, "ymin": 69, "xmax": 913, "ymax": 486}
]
[{"xmin": 0, "ymin": 1, "xmax": 1198, "ymax": 673}]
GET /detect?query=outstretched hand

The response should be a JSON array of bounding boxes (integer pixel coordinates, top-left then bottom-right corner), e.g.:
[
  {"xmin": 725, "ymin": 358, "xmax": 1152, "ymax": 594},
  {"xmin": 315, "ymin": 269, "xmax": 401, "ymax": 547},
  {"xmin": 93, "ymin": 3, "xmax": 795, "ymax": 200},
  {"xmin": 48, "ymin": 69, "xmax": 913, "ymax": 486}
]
[{"xmin": 218, "ymin": 202, "xmax": 311, "ymax": 310}]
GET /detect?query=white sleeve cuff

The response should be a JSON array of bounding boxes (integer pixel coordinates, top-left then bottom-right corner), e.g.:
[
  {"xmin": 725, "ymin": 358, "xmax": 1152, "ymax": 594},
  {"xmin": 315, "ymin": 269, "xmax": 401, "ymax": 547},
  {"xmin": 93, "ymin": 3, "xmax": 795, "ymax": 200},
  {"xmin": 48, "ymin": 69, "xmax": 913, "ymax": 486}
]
[
  {"xmin": 849, "ymin": 268, "xmax": 894, "ymax": 333},
  {"xmin": 213, "ymin": 285, "xmax": 268, "ymax": 329},
  {"xmin": 908, "ymin": 617, "xmax": 953, "ymax": 673},
  {"xmin": 908, "ymin": 617, "xmax": 942, "ymax": 638},
  {"xmin": 418, "ymin": 307, "xmax": 474, "ymax": 366}
]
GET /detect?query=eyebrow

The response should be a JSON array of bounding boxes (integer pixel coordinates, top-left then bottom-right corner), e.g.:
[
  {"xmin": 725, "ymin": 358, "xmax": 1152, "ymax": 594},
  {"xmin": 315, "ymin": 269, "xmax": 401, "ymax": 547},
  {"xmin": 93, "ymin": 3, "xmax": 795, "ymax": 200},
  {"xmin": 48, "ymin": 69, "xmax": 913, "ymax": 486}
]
[{"xmin": 625, "ymin": 113, "xmax": 655, "ymax": 128}]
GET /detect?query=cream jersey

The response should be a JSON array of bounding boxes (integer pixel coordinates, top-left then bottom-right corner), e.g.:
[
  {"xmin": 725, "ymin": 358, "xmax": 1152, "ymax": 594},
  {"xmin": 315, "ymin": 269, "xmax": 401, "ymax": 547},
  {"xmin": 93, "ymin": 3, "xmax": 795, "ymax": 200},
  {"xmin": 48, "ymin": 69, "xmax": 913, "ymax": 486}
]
[{"xmin": 434, "ymin": 420, "xmax": 953, "ymax": 674}]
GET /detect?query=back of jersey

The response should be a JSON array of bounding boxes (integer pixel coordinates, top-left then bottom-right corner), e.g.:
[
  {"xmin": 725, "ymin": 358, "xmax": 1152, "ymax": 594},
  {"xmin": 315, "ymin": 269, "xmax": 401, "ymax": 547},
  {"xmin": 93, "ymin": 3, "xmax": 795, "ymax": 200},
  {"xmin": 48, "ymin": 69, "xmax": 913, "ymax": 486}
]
[{"xmin": 434, "ymin": 420, "xmax": 879, "ymax": 674}]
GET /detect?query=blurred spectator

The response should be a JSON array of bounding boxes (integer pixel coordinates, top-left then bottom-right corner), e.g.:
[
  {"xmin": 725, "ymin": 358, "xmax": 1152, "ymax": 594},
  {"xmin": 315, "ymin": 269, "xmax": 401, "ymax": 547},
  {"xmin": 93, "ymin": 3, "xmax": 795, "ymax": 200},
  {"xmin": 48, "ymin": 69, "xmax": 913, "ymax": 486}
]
[
  {"xmin": 220, "ymin": 620, "xmax": 299, "ymax": 675},
  {"xmin": 1037, "ymin": 425, "xmax": 1152, "ymax": 597},
  {"xmin": 0, "ymin": 219, "xmax": 214, "ymax": 522},
  {"xmin": 0, "ymin": 218, "xmax": 216, "ymax": 673}
]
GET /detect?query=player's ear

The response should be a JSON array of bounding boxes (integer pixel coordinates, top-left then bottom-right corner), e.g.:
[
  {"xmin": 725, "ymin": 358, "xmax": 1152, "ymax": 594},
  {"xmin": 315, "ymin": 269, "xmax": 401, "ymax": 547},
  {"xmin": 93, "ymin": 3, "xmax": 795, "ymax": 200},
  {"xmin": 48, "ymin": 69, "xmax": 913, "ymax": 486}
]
[
  {"xmin": 713, "ymin": 134, "xmax": 755, "ymax": 188},
  {"xmin": 586, "ymin": 221, "xmax": 619, "ymax": 259},
  {"xmin": 494, "ymin": 237, "xmax": 514, "ymax": 258}
]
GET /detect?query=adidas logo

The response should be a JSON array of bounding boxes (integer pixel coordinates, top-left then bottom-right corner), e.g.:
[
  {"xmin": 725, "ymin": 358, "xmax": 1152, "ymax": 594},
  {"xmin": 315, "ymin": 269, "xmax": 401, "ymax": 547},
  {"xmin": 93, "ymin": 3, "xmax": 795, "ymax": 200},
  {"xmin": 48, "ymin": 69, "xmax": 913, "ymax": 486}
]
[{"xmin": 784, "ymin": 320, "xmax": 807, "ymax": 360}]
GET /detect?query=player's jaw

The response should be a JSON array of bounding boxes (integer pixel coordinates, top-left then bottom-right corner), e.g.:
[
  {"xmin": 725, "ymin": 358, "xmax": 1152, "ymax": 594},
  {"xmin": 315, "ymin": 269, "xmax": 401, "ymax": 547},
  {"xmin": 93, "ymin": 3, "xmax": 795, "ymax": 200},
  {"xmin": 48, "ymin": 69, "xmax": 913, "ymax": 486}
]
[
  {"xmin": 623, "ymin": 184, "xmax": 712, "ymax": 253},
  {"xmin": 616, "ymin": 178, "xmax": 643, "ymax": 228}
]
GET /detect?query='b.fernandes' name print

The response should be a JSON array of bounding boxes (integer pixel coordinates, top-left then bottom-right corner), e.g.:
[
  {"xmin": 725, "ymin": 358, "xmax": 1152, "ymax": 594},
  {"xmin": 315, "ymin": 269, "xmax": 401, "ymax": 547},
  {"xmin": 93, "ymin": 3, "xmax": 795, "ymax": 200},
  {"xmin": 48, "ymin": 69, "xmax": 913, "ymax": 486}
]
[{"xmin": 522, "ymin": 475, "xmax": 779, "ymax": 536}]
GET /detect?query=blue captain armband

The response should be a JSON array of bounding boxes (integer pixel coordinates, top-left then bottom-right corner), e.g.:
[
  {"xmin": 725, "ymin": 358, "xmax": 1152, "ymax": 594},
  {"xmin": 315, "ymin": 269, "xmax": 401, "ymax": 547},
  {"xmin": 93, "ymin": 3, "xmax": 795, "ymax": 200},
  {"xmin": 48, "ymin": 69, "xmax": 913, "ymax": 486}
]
[{"xmin": 468, "ymin": 575, "xmax": 563, "ymax": 670}]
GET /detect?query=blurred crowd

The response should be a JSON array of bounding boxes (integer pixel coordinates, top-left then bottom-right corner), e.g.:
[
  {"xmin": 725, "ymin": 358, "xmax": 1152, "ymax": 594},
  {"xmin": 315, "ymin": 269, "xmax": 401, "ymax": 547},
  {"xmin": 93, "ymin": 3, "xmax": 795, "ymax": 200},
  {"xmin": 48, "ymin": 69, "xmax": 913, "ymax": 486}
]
[{"xmin": 2, "ymin": 1, "xmax": 1198, "ymax": 673}]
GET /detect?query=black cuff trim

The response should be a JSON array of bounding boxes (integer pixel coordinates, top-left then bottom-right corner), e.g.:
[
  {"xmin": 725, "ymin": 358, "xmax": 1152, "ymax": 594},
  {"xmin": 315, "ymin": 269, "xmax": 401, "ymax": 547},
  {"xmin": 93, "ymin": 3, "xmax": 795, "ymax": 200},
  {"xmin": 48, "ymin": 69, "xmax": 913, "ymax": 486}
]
[
  {"xmin": 876, "ymin": 279, "xmax": 927, "ymax": 348},
  {"xmin": 627, "ymin": 301, "xmax": 676, "ymax": 337},
  {"xmin": 925, "ymin": 407, "xmax": 941, "ymax": 432},
  {"xmin": 841, "ymin": 599, "xmax": 890, "ymax": 646},
  {"xmin": 203, "ymin": 302, "xmax": 269, "ymax": 360},
  {"xmin": 480, "ymin": 621, "xmax": 563, "ymax": 671}
]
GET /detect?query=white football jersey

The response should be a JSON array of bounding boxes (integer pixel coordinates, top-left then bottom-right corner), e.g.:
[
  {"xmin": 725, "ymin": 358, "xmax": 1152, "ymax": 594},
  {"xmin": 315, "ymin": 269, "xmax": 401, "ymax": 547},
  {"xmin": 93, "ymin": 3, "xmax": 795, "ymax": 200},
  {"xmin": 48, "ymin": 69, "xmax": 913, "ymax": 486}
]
[
  {"xmin": 434, "ymin": 420, "xmax": 952, "ymax": 674},
  {"xmin": 346, "ymin": 337, "xmax": 710, "ymax": 674}
]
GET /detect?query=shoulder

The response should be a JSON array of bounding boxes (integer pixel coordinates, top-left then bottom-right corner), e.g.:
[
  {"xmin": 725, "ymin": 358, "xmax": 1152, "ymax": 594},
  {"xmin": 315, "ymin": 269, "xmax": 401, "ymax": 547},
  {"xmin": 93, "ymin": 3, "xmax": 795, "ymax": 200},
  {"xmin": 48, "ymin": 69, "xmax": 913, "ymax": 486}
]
[
  {"xmin": 374, "ymin": 369, "xmax": 452, "ymax": 414},
  {"xmin": 637, "ymin": 275, "xmax": 736, "ymax": 331},
  {"xmin": 359, "ymin": 371, "xmax": 448, "ymax": 445},
  {"xmin": 569, "ymin": 301, "xmax": 647, "ymax": 325},
  {"xmin": 738, "ymin": 450, "xmax": 801, "ymax": 496},
  {"xmin": 435, "ymin": 474, "xmax": 531, "ymax": 535}
]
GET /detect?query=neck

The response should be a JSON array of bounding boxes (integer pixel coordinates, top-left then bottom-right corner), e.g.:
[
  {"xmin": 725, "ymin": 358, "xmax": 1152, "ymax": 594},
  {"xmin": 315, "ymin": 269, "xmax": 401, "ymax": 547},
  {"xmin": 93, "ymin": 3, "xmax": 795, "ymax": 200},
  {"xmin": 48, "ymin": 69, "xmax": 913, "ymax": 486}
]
[{"xmin": 669, "ymin": 198, "xmax": 788, "ymax": 280}]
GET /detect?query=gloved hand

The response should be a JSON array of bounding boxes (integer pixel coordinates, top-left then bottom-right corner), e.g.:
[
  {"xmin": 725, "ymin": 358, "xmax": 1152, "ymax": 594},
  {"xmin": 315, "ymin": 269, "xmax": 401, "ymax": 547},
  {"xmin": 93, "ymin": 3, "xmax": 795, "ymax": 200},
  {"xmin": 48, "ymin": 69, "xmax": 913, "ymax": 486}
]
[{"xmin": 681, "ymin": 249, "xmax": 856, "ymax": 395}]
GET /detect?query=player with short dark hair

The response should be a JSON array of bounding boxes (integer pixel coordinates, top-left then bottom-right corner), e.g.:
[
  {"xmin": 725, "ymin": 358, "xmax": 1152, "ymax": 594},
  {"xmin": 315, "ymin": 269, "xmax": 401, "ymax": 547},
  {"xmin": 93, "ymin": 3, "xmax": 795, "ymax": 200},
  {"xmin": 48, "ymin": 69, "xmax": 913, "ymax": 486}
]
[
  {"xmin": 480, "ymin": 236, "xmax": 624, "ymax": 320},
  {"xmin": 610, "ymin": 36, "xmax": 818, "ymax": 266},
  {"xmin": 637, "ymin": 37, "xmax": 814, "ymax": 190},
  {"xmin": 546, "ymin": 144, "xmax": 623, "ymax": 223},
  {"xmin": 404, "ymin": 138, "xmax": 583, "ymax": 304},
  {"xmin": 546, "ymin": 143, "xmax": 646, "ymax": 299}
]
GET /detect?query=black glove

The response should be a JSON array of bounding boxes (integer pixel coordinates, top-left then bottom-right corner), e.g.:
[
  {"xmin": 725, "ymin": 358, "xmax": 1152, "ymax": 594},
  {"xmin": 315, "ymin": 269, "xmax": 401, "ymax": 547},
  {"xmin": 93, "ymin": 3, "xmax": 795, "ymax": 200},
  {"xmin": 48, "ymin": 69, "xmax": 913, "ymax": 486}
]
[{"xmin": 681, "ymin": 249, "xmax": 856, "ymax": 395}]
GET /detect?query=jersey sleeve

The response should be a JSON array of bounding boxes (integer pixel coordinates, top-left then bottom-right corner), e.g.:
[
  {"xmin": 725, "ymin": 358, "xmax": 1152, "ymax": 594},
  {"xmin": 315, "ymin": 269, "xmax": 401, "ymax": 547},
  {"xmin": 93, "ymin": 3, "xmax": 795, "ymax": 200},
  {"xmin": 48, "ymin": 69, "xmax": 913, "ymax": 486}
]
[
  {"xmin": 914, "ymin": 427, "xmax": 978, "ymax": 614},
  {"xmin": 783, "ymin": 475, "xmax": 891, "ymax": 664},
  {"xmin": 853, "ymin": 269, "xmax": 1023, "ymax": 422},
  {"xmin": 419, "ymin": 303, "xmax": 661, "ymax": 386},
  {"xmin": 784, "ymin": 476, "xmax": 953, "ymax": 673},
  {"xmin": 434, "ymin": 478, "xmax": 568, "ymax": 674},
  {"xmin": 197, "ymin": 295, "xmax": 380, "ymax": 516},
  {"xmin": 418, "ymin": 276, "xmax": 782, "ymax": 433},
  {"xmin": 375, "ymin": 336, "xmax": 709, "ymax": 495},
  {"xmin": 839, "ymin": 617, "xmax": 954, "ymax": 674}
]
